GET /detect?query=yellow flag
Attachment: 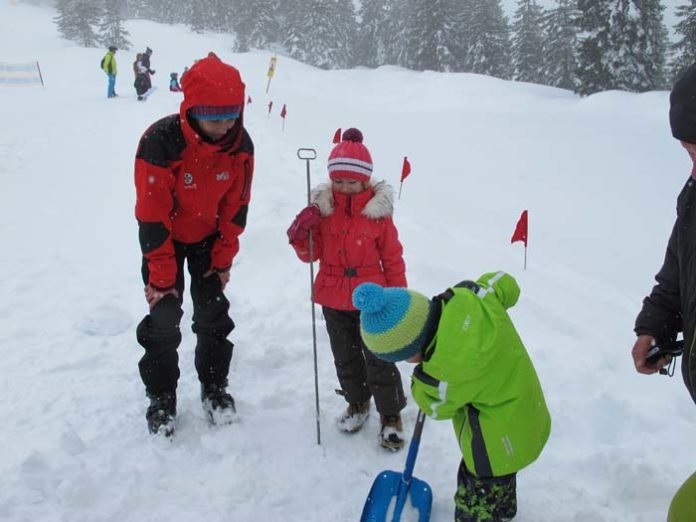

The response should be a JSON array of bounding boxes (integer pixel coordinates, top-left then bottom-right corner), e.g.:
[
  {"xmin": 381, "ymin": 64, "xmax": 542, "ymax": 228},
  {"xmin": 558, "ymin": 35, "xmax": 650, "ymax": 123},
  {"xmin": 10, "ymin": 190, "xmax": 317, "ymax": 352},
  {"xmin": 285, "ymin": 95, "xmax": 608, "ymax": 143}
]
[{"xmin": 267, "ymin": 55, "xmax": 277, "ymax": 78}]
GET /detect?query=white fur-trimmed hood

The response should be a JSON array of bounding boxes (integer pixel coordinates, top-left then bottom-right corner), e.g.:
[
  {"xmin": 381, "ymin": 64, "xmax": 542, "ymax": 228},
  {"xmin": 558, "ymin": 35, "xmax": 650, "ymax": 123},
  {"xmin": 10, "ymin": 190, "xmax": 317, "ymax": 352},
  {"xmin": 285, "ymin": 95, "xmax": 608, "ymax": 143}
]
[{"xmin": 310, "ymin": 181, "xmax": 395, "ymax": 219}]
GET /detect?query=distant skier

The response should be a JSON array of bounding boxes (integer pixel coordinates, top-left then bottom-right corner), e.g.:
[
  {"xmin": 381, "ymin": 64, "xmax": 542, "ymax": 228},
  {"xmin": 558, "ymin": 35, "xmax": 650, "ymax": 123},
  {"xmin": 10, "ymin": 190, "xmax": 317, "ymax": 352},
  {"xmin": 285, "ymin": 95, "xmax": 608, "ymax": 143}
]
[
  {"xmin": 169, "ymin": 72, "xmax": 182, "ymax": 92},
  {"xmin": 133, "ymin": 55, "xmax": 149, "ymax": 101},
  {"xmin": 134, "ymin": 53, "xmax": 253, "ymax": 437},
  {"xmin": 353, "ymin": 272, "xmax": 551, "ymax": 521},
  {"xmin": 101, "ymin": 45, "xmax": 118, "ymax": 98},
  {"xmin": 140, "ymin": 46, "xmax": 156, "ymax": 92}
]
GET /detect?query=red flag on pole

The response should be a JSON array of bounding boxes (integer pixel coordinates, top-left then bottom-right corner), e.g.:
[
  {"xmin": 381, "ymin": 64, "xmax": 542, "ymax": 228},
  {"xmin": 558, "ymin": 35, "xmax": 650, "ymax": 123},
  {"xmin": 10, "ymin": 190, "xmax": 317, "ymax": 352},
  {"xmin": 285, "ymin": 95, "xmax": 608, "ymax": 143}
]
[
  {"xmin": 511, "ymin": 210, "xmax": 528, "ymax": 247},
  {"xmin": 400, "ymin": 156, "xmax": 411, "ymax": 182},
  {"xmin": 398, "ymin": 156, "xmax": 411, "ymax": 199},
  {"xmin": 280, "ymin": 104, "xmax": 287, "ymax": 131},
  {"xmin": 333, "ymin": 128, "xmax": 341, "ymax": 144}
]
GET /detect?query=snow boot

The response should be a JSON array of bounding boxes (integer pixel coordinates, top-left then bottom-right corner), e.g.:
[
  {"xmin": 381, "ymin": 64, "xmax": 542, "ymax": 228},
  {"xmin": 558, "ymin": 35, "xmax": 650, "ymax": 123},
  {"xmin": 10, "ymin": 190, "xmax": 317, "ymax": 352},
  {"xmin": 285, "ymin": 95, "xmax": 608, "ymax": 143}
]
[
  {"xmin": 201, "ymin": 381, "xmax": 236, "ymax": 426},
  {"xmin": 146, "ymin": 392, "xmax": 176, "ymax": 437},
  {"xmin": 378, "ymin": 413, "xmax": 405, "ymax": 451},
  {"xmin": 337, "ymin": 400, "xmax": 370, "ymax": 433}
]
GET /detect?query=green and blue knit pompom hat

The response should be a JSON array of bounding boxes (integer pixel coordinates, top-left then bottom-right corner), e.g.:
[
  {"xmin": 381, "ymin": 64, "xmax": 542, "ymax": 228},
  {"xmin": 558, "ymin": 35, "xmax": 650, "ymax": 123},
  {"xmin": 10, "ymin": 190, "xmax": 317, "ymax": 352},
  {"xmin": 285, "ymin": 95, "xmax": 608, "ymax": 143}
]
[{"xmin": 352, "ymin": 283, "xmax": 436, "ymax": 362}]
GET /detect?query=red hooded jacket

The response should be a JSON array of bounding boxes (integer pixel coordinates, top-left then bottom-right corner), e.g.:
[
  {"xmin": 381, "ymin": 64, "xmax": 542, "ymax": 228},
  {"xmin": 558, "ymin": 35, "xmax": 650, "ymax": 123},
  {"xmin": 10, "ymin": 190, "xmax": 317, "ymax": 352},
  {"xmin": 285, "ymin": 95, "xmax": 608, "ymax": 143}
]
[
  {"xmin": 290, "ymin": 182, "xmax": 407, "ymax": 310},
  {"xmin": 134, "ymin": 54, "xmax": 254, "ymax": 290}
]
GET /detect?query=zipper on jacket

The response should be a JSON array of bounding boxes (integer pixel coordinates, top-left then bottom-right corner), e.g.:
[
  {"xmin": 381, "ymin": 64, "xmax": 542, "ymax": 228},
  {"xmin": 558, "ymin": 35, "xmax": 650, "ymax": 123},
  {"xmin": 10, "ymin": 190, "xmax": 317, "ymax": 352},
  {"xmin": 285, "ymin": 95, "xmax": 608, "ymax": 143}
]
[{"xmin": 240, "ymin": 160, "xmax": 251, "ymax": 201}]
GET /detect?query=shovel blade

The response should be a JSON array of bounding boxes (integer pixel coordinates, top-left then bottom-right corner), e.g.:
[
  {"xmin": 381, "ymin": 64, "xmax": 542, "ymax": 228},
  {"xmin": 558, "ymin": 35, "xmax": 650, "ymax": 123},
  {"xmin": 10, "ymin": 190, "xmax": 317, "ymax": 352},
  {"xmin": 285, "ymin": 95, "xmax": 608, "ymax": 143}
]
[{"xmin": 360, "ymin": 470, "xmax": 433, "ymax": 522}]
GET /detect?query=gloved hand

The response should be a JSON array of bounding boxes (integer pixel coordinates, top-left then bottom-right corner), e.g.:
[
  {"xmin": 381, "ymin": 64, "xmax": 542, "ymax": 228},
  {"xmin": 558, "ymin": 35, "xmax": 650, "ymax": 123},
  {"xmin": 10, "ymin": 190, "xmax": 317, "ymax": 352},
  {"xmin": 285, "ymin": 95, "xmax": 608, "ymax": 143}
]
[
  {"xmin": 144, "ymin": 285, "xmax": 179, "ymax": 310},
  {"xmin": 204, "ymin": 267, "xmax": 231, "ymax": 291},
  {"xmin": 287, "ymin": 204, "xmax": 321, "ymax": 243},
  {"xmin": 203, "ymin": 268, "xmax": 230, "ymax": 290},
  {"xmin": 150, "ymin": 69, "xmax": 156, "ymax": 75}
]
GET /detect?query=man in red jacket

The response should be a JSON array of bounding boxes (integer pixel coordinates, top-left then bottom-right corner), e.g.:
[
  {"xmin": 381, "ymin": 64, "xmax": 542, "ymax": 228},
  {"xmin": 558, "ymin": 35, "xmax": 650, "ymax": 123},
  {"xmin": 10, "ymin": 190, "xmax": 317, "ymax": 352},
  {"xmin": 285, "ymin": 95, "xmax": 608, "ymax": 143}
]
[{"xmin": 134, "ymin": 53, "xmax": 254, "ymax": 437}]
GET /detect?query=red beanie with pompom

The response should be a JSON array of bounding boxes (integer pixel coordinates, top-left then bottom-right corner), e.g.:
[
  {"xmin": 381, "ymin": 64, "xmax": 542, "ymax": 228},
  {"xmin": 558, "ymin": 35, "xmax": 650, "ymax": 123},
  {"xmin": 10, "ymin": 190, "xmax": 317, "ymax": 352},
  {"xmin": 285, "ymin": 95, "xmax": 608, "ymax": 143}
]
[{"xmin": 327, "ymin": 128, "xmax": 373, "ymax": 182}]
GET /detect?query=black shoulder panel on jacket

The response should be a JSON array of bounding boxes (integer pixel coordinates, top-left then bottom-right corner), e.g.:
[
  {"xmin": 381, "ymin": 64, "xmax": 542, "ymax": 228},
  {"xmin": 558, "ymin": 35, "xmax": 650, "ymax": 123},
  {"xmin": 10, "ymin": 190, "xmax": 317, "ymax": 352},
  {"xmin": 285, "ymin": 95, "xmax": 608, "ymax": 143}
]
[
  {"xmin": 223, "ymin": 128, "xmax": 254, "ymax": 156},
  {"xmin": 138, "ymin": 220, "xmax": 170, "ymax": 254},
  {"xmin": 413, "ymin": 364, "xmax": 440, "ymax": 387},
  {"xmin": 136, "ymin": 114, "xmax": 187, "ymax": 168},
  {"xmin": 238, "ymin": 129, "xmax": 254, "ymax": 155},
  {"xmin": 454, "ymin": 280, "xmax": 481, "ymax": 294},
  {"xmin": 232, "ymin": 204, "xmax": 249, "ymax": 228}
]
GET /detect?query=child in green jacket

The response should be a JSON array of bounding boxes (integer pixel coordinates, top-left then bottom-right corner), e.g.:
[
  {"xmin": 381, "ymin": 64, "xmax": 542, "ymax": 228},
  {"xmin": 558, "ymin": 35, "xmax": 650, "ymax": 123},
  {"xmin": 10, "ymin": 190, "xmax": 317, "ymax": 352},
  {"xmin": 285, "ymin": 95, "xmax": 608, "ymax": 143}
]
[{"xmin": 352, "ymin": 271, "xmax": 551, "ymax": 521}]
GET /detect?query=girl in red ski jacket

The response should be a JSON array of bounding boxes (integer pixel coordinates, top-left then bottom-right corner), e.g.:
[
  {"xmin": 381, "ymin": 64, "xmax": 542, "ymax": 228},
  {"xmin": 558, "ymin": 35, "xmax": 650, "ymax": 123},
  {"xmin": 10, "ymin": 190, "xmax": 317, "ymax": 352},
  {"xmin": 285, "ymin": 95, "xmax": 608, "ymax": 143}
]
[
  {"xmin": 287, "ymin": 128, "xmax": 407, "ymax": 450},
  {"xmin": 134, "ymin": 53, "xmax": 253, "ymax": 437}
]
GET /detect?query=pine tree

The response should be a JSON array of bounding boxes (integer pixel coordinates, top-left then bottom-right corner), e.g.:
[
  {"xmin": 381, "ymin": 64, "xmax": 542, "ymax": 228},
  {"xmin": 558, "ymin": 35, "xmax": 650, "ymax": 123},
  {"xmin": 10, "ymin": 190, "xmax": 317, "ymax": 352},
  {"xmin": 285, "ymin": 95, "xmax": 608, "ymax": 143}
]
[
  {"xmin": 609, "ymin": 0, "xmax": 667, "ymax": 92},
  {"xmin": 55, "ymin": 0, "xmax": 79, "ymax": 42},
  {"xmin": 233, "ymin": 0, "xmax": 279, "ymax": 52},
  {"xmin": 283, "ymin": 0, "xmax": 357, "ymax": 69},
  {"xmin": 397, "ymin": 0, "xmax": 469, "ymax": 72},
  {"xmin": 356, "ymin": 0, "xmax": 396, "ymax": 67},
  {"xmin": 137, "ymin": 0, "xmax": 181, "ymax": 24},
  {"xmin": 577, "ymin": 0, "xmax": 614, "ymax": 94},
  {"xmin": 670, "ymin": 1, "xmax": 696, "ymax": 82},
  {"xmin": 387, "ymin": 0, "xmax": 411, "ymax": 68},
  {"xmin": 638, "ymin": 0, "xmax": 669, "ymax": 90},
  {"xmin": 207, "ymin": 0, "xmax": 236, "ymax": 32},
  {"xmin": 512, "ymin": 0, "xmax": 546, "ymax": 83},
  {"xmin": 55, "ymin": 0, "xmax": 102, "ymax": 47},
  {"xmin": 462, "ymin": 0, "xmax": 513, "ymax": 79},
  {"xmin": 100, "ymin": 0, "xmax": 131, "ymax": 51},
  {"xmin": 188, "ymin": 2, "xmax": 211, "ymax": 33},
  {"xmin": 578, "ymin": 0, "xmax": 667, "ymax": 94},
  {"xmin": 541, "ymin": 0, "xmax": 580, "ymax": 90}
]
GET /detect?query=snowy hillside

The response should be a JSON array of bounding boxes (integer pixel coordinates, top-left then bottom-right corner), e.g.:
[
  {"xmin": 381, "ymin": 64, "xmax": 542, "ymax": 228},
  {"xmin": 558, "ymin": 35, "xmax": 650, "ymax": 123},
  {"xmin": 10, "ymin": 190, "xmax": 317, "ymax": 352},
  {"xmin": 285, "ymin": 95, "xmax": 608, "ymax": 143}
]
[{"xmin": 1, "ymin": 3, "xmax": 695, "ymax": 521}]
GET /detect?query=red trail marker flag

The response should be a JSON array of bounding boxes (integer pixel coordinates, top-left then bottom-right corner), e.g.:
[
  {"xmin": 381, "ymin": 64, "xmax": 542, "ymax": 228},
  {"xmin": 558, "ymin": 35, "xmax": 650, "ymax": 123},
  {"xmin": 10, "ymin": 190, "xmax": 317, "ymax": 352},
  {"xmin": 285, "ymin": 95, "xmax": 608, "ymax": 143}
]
[
  {"xmin": 280, "ymin": 103, "xmax": 287, "ymax": 131},
  {"xmin": 511, "ymin": 210, "xmax": 528, "ymax": 269},
  {"xmin": 398, "ymin": 156, "xmax": 411, "ymax": 199},
  {"xmin": 333, "ymin": 128, "xmax": 341, "ymax": 144}
]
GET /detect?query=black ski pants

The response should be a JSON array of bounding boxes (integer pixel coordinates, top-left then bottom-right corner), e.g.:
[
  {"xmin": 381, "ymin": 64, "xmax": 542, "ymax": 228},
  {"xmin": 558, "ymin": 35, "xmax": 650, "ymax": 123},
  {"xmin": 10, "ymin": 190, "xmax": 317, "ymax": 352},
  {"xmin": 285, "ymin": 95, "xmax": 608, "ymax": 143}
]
[
  {"xmin": 137, "ymin": 236, "xmax": 235, "ymax": 397},
  {"xmin": 322, "ymin": 307, "xmax": 406, "ymax": 416}
]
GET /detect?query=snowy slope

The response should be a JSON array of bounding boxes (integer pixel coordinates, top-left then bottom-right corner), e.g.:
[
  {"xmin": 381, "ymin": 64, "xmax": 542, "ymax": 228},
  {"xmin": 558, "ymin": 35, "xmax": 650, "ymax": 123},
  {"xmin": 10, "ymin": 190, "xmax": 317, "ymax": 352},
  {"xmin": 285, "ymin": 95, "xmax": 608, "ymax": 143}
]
[{"xmin": 1, "ymin": 3, "xmax": 695, "ymax": 521}]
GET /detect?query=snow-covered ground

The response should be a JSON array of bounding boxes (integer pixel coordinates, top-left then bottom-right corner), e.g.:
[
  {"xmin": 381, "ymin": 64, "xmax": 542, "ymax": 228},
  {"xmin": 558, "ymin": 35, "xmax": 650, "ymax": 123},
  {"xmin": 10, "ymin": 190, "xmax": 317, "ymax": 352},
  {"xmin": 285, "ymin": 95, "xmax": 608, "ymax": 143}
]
[{"xmin": 1, "ymin": 3, "xmax": 694, "ymax": 521}]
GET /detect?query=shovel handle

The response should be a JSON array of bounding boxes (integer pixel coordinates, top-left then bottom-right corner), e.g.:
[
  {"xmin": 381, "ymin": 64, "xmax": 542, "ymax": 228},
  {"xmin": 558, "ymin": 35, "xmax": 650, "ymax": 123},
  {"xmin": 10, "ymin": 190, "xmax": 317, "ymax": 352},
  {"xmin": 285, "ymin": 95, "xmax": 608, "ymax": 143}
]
[{"xmin": 402, "ymin": 409, "xmax": 426, "ymax": 484}]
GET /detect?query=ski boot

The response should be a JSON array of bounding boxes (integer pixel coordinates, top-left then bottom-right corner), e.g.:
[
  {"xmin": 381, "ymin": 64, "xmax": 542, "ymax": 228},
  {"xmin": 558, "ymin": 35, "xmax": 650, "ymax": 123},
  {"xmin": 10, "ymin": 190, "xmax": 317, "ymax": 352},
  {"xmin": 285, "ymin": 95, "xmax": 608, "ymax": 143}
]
[
  {"xmin": 146, "ymin": 391, "xmax": 176, "ymax": 437},
  {"xmin": 378, "ymin": 413, "xmax": 405, "ymax": 451},
  {"xmin": 201, "ymin": 381, "xmax": 237, "ymax": 426},
  {"xmin": 337, "ymin": 400, "xmax": 371, "ymax": 433}
]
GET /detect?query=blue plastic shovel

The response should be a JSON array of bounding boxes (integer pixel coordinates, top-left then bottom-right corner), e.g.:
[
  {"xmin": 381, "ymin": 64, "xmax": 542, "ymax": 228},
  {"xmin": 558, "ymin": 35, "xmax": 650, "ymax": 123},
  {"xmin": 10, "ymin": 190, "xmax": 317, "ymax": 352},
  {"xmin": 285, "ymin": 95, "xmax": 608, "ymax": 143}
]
[{"xmin": 360, "ymin": 409, "xmax": 433, "ymax": 521}]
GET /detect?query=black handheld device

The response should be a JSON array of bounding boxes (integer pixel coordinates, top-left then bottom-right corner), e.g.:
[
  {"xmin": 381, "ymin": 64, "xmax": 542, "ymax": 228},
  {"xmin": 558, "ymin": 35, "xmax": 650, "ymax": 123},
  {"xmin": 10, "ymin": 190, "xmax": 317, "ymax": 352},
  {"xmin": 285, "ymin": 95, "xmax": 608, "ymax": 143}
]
[{"xmin": 646, "ymin": 339, "xmax": 684, "ymax": 365}]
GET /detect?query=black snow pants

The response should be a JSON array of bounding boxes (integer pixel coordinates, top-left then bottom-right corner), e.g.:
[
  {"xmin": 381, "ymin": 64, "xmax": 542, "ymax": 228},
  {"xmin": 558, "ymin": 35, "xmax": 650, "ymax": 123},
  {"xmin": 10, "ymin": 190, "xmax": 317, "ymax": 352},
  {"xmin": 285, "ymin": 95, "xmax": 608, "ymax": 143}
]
[
  {"xmin": 455, "ymin": 460, "xmax": 517, "ymax": 522},
  {"xmin": 136, "ymin": 236, "xmax": 235, "ymax": 397},
  {"xmin": 322, "ymin": 306, "xmax": 406, "ymax": 416}
]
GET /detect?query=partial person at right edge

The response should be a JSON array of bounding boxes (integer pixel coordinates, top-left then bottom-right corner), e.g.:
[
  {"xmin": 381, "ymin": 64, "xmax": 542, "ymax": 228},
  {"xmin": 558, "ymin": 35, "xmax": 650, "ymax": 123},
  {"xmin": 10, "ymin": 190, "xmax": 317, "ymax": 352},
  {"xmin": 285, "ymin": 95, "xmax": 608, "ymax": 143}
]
[
  {"xmin": 134, "ymin": 53, "xmax": 253, "ymax": 437},
  {"xmin": 632, "ymin": 63, "xmax": 696, "ymax": 521}
]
